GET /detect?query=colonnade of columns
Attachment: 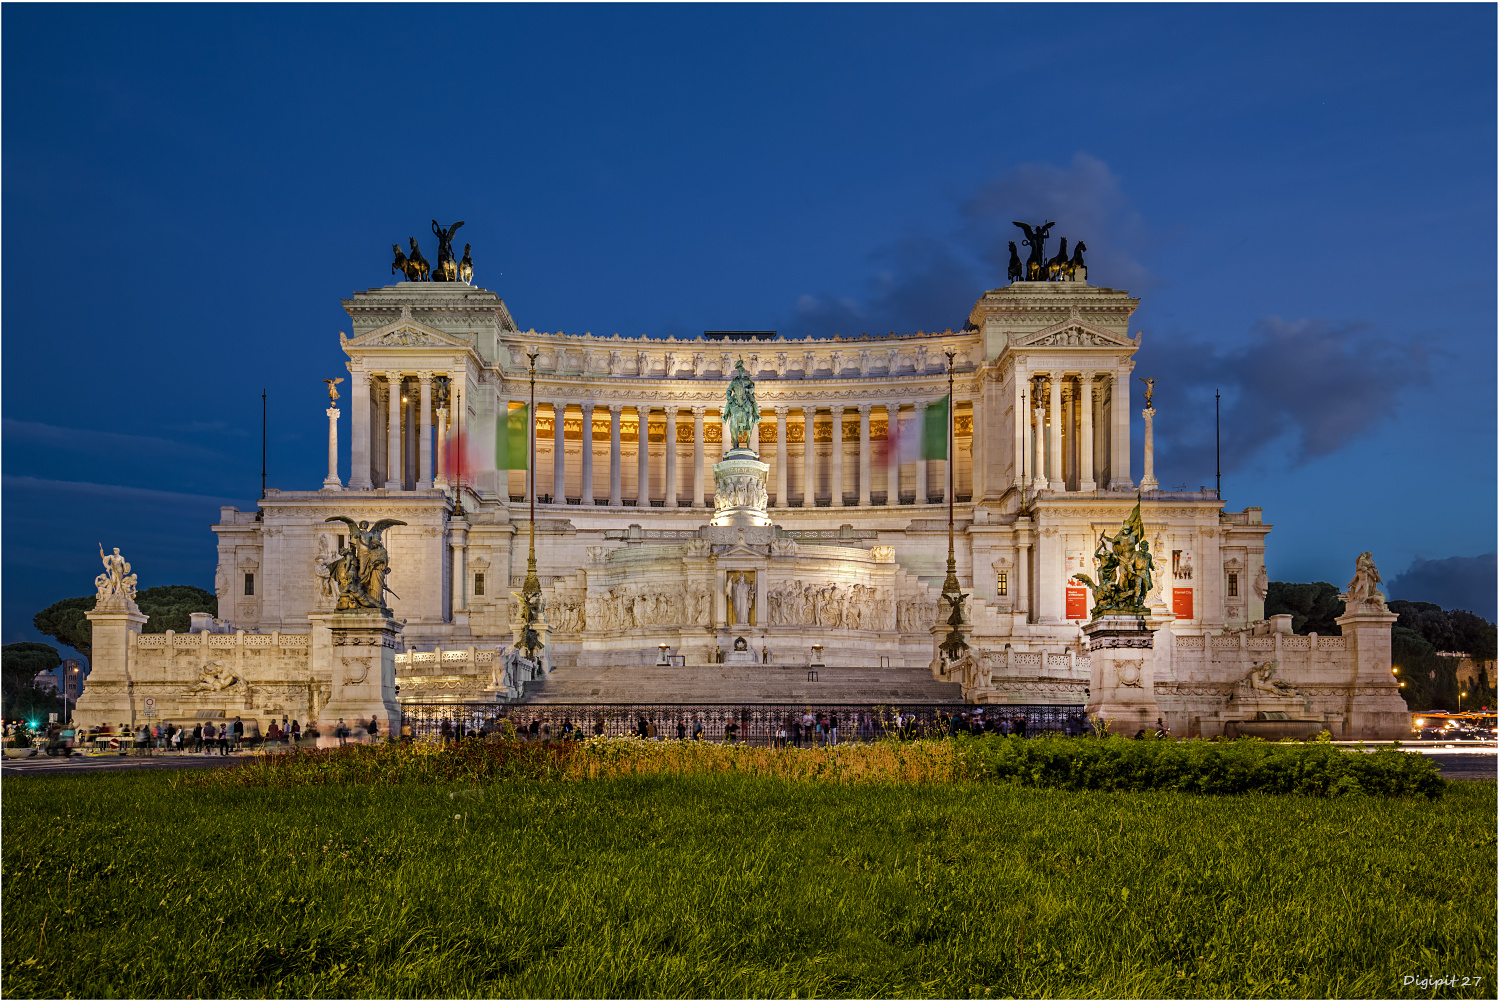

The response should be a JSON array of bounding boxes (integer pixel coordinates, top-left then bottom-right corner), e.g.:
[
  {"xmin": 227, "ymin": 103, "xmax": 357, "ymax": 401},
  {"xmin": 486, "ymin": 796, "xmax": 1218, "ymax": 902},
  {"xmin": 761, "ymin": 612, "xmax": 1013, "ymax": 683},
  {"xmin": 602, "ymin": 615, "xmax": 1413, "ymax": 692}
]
[
  {"xmin": 523, "ymin": 401, "xmax": 967, "ymax": 508},
  {"xmin": 1010, "ymin": 369, "xmax": 1132, "ymax": 493},
  {"xmin": 348, "ymin": 369, "xmax": 462, "ymax": 492}
]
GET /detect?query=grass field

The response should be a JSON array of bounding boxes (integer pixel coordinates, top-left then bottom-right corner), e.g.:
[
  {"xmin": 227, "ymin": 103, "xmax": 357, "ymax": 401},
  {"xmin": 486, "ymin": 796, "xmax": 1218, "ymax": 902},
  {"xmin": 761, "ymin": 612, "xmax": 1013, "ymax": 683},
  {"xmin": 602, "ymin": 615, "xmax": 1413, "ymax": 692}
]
[{"xmin": 3, "ymin": 762, "xmax": 1493, "ymax": 999}]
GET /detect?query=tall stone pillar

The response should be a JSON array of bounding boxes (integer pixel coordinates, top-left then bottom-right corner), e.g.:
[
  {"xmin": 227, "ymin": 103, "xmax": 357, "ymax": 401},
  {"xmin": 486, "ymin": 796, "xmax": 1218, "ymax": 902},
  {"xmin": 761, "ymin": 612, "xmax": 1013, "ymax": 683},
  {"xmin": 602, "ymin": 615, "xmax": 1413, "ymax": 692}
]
[
  {"xmin": 1335, "ymin": 597, "xmax": 1406, "ymax": 740},
  {"xmin": 1110, "ymin": 369, "xmax": 1133, "ymax": 490},
  {"xmin": 1014, "ymin": 518, "xmax": 1033, "ymax": 621},
  {"xmin": 1031, "ymin": 403, "xmax": 1048, "ymax": 491},
  {"xmin": 384, "ymin": 372, "xmax": 403, "ymax": 490},
  {"xmin": 857, "ymin": 404, "xmax": 872, "ymax": 506},
  {"xmin": 665, "ymin": 408, "xmax": 679, "ymax": 508},
  {"xmin": 435, "ymin": 406, "xmax": 449, "ymax": 488},
  {"xmin": 553, "ymin": 402, "xmax": 567, "ymax": 504},
  {"xmin": 1079, "ymin": 375, "xmax": 1097, "ymax": 491},
  {"xmin": 914, "ymin": 402, "xmax": 929, "ymax": 504},
  {"xmin": 74, "ymin": 594, "xmax": 149, "ymax": 727},
  {"xmin": 1140, "ymin": 406, "xmax": 1160, "ymax": 492},
  {"xmin": 323, "ymin": 406, "xmax": 342, "ymax": 490},
  {"xmin": 691, "ymin": 406, "xmax": 706, "ymax": 508},
  {"xmin": 636, "ymin": 406, "xmax": 651, "ymax": 508},
  {"xmin": 802, "ymin": 408, "xmax": 816, "ymax": 507},
  {"xmin": 608, "ymin": 404, "xmax": 623, "ymax": 506},
  {"xmin": 449, "ymin": 522, "xmax": 468, "ymax": 621},
  {"xmin": 1083, "ymin": 616, "xmax": 1162, "ymax": 736},
  {"xmin": 774, "ymin": 407, "xmax": 789, "ymax": 507},
  {"xmin": 310, "ymin": 612, "xmax": 403, "ymax": 738},
  {"xmin": 417, "ymin": 371, "xmax": 433, "ymax": 489},
  {"xmin": 886, "ymin": 403, "xmax": 900, "ymax": 505},
  {"xmin": 1047, "ymin": 375, "xmax": 1064, "ymax": 490},
  {"xmin": 579, "ymin": 403, "xmax": 595, "ymax": 504},
  {"xmin": 350, "ymin": 369, "xmax": 372, "ymax": 490},
  {"xmin": 1012, "ymin": 372, "xmax": 1028, "ymax": 489},
  {"xmin": 830, "ymin": 406, "xmax": 845, "ymax": 507}
]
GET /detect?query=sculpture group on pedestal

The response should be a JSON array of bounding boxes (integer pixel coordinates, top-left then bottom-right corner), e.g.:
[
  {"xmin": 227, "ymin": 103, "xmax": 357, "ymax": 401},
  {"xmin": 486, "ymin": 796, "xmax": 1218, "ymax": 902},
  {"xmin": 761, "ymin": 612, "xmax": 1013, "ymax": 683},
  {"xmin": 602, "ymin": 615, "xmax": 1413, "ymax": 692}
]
[
  {"xmin": 390, "ymin": 220, "xmax": 473, "ymax": 284},
  {"xmin": 95, "ymin": 545, "xmax": 138, "ymax": 606},
  {"xmin": 1009, "ymin": 221, "xmax": 1087, "ymax": 282},
  {"xmin": 322, "ymin": 517, "xmax": 407, "ymax": 613},
  {"xmin": 1343, "ymin": 552, "xmax": 1387, "ymax": 610},
  {"xmin": 1071, "ymin": 502, "xmax": 1157, "ymax": 618}
]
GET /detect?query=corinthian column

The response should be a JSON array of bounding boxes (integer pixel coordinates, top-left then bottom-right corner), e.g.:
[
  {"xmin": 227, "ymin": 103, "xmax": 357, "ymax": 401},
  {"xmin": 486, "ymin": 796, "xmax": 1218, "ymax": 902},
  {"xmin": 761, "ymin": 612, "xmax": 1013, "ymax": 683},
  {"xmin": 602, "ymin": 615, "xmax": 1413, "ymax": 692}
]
[
  {"xmin": 802, "ymin": 408, "xmax": 815, "ymax": 508},
  {"xmin": 1140, "ymin": 405, "xmax": 1160, "ymax": 492},
  {"xmin": 608, "ymin": 404, "xmax": 623, "ymax": 506},
  {"xmin": 914, "ymin": 401, "xmax": 929, "ymax": 504},
  {"xmin": 691, "ymin": 406, "xmax": 706, "ymax": 508},
  {"xmin": 857, "ymin": 404, "xmax": 872, "ymax": 506},
  {"xmin": 886, "ymin": 403, "xmax": 900, "ymax": 505},
  {"xmin": 636, "ymin": 406, "xmax": 650, "ymax": 507},
  {"xmin": 1110, "ymin": 368, "xmax": 1133, "ymax": 490},
  {"xmin": 1079, "ymin": 375, "xmax": 1097, "ymax": 491},
  {"xmin": 417, "ymin": 371, "xmax": 433, "ymax": 489},
  {"xmin": 322, "ymin": 406, "xmax": 342, "ymax": 490},
  {"xmin": 435, "ymin": 406, "xmax": 449, "ymax": 488},
  {"xmin": 384, "ymin": 371, "xmax": 402, "ymax": 490},
  {"xmin": 1047, "ymin": 375, "xmax": 1064, "ymax": 491},
  {"xmin": 580, "ymin": 402, "xmax": 595, "ymax": 505},
  {"xmin": 831, "ymin": 406, "xmax": 845, "ymax": 508},
  {"xmin": 553, "ymin": 402, "xmax": 567, "ymax": 503},
  {"xmin": 1032, "ymin": 402, "xmax": 1047, "ymax": 491},
  {"xmin": 350, "ymin": 369, "xmax": 372, "ymax": 489},
  {"xmin": 665, "ymin": 408, "xmax": 679, "ymax": 508},
  {"xmin": 774, "ymin": 407, "xmax": 788, "ymax": 507}
]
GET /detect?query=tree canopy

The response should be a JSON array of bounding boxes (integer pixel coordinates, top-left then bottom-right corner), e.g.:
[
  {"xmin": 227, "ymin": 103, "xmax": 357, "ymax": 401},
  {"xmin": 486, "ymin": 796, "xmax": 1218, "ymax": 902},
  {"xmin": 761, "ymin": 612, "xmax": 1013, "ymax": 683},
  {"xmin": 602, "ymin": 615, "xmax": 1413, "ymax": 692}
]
[
  {"xmin": 32, "ymin": 585, "xmax": 218, "ymax": 663},
  {"xmin": 1263, "ymin": 581, "xmax": 1344, "ymax": 635},
  {"xmin": 1, "ymin": 642, "xmax": 64, "ymax": 724}
]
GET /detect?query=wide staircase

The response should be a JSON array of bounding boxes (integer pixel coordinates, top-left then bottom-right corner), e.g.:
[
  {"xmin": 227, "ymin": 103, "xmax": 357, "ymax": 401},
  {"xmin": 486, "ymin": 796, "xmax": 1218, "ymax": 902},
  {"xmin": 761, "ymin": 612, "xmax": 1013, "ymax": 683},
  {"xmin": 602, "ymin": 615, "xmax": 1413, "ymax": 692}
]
[{"xmin": 520, "ymin": 663, "xmax": 963, "ymax": 705}]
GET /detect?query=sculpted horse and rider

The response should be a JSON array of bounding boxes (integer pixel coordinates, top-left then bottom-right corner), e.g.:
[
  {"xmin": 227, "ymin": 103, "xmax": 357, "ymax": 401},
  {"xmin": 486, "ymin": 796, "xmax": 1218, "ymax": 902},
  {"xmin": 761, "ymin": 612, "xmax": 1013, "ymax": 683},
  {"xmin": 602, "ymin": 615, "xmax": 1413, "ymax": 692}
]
[{"xmin": 1009, "ymin": 221, "xmax": 1087, "ymax": 283}]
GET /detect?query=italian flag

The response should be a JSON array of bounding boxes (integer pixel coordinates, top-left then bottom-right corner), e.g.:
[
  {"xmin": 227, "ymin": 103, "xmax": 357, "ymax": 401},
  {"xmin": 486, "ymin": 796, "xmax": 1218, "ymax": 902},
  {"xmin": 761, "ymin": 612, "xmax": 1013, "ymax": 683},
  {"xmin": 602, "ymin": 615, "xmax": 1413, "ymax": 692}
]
[
  {"xmin": 494, "ymin": 404, "xmax": 529, "ymax": 470},
  {"xmin": 886, "ymin": 394, "xmax": 949, "ymax": 467}
]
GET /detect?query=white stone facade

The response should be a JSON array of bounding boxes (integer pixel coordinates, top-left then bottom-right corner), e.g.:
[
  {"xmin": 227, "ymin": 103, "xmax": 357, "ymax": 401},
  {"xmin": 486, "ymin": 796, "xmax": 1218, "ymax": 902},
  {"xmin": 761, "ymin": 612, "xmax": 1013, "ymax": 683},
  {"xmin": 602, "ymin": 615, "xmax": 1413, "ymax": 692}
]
[{"xmin": 70, "ymin": 274, "xmax": 1406, "ymax": 738}]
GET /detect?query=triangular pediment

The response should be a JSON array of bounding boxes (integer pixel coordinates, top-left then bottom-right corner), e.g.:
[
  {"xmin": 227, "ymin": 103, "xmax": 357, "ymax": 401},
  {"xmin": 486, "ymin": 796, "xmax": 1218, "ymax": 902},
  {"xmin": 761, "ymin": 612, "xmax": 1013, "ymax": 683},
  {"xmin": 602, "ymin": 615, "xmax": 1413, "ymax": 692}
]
[
  {"xmin": 1013, "ymin": 316, "xmax": 1133, "ymax": 348},
  {"xmin": 341, "ymin": 304, "xmax": 474, "ymax": 350}
]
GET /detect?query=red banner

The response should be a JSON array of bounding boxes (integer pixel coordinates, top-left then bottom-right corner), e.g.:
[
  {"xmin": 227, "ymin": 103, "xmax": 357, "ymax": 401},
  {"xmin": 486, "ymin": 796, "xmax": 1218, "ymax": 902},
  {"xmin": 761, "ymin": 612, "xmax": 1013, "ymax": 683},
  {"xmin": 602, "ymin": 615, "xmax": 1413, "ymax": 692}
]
[
  {"xmin": 1173, "ymin": 588, "xmax": 1194, "ymax": 620},
  {"xmin": 1066, "ymin": 587, "xmax": 1088, "ymax": 620}
]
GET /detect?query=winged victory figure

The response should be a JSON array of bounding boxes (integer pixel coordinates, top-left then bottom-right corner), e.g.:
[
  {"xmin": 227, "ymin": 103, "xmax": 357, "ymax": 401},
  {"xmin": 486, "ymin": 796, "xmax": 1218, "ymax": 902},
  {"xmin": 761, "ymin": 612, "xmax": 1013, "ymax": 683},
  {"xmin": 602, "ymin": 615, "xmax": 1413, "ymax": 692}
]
[{"xmin": 323, "ymin": 516, "xmax": 407, "ymax": 612}]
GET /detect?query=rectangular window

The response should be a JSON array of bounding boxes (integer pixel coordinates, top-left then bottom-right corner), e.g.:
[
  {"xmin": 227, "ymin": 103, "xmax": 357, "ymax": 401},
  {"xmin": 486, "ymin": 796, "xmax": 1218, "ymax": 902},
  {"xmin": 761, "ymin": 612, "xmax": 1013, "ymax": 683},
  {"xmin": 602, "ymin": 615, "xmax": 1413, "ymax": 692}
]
[
  {"xmin": 1227, "ymin": 572, "xmax": 1239, "ymax": 598},
  {"xmin": 474, "ymin": 573, "xmax": 485, "ymax": 597},
  {"xmin": 243, "ymin": 573, "xmax": 255, "ymax": 596},
  {"xmin": 996, "ymin": 572, "xmax": 1008, "ymax": 597}
]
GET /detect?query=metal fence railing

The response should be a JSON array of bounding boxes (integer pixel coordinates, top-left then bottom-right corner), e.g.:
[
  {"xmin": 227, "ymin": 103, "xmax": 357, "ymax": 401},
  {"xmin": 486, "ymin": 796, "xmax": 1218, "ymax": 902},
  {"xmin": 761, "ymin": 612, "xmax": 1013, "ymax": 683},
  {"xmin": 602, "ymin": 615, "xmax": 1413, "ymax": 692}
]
[{"xmin": 400, "ymin": 702, "xmax": 1089, "ymax": 745}]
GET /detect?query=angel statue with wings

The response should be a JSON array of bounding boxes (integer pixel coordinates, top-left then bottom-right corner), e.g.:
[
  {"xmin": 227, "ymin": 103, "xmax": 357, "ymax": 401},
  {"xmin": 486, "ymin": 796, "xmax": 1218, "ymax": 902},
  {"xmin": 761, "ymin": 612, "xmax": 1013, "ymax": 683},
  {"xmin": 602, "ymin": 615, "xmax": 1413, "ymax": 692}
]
[{"xmin": 323, "ymin": 516, "xmax": 407, "ymax": 612}]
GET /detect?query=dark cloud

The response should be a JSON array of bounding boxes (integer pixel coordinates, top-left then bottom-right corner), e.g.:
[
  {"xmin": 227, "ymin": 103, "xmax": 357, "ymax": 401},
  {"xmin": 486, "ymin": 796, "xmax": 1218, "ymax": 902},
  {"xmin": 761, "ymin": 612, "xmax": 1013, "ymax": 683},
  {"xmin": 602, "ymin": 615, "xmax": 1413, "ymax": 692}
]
[
  {"xmin": 784, "ymin": 154, "xmax": 1155, "ymax": 337},
  {"xmin": 1141, "ymin": 317, "xmax": 1430, "ymax": 481},
  {"xmin": 961, "ymin": 153, "xmax": 1155, "ymax": 294},
  {"xmin": 1389, "ymin": 554, "xmax": 1497, "ymax": 618}
]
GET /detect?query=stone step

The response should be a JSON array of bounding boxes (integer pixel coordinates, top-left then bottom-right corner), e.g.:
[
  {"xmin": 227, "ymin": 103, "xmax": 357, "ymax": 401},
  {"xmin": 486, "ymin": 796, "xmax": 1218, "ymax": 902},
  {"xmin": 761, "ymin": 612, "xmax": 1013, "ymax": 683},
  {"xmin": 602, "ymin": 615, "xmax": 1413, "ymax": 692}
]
[{"xmin": 518, "ymin": 663, "xmax": 963, "ymax": 705}]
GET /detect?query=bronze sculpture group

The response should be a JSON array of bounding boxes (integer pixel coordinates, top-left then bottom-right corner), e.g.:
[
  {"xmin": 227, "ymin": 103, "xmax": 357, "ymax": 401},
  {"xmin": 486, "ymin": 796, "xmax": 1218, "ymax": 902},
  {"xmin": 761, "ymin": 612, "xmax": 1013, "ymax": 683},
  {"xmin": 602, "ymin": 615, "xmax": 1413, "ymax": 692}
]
[
  {"xmin": 1009, "ymin": 221, "xmax": 1087, "ymax": 282},
  {"xmin": 1071, "ymin": 501, "xmax": 1157, "ymax": 618},
  {"xmin": 322, "ymin": 516, "xmax": 407, "ymax": 613},
  {"xmin": 390, "ymin": 220, "xmax": 472, "ymax": 283}
]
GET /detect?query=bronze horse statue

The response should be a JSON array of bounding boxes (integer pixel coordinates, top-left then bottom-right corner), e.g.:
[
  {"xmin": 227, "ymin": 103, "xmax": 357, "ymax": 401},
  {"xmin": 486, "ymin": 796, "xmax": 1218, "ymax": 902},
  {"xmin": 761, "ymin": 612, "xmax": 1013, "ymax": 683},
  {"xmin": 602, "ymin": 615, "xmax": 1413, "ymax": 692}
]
[
  {"xmin": 1012, "ymin": 220, "xmax": 1055, "ymax": 281},
  {"xmin": 391, "ymin": 244, "xmax": 410, "ymax": 280},
  {"xmin": 1065, "ymin": 241, "xmax": 1087, "ymax": 281},
  {"xmin": 1007, "ymin": 241, "xmax": 1024, "ymax": 284},
  {"xmin": 1046, "ymin": 237, "xmax": 1070, "ymax": 282},
  {"xmin": 404, "ymin": 238, "xmax": 431, "ymax": 282}
]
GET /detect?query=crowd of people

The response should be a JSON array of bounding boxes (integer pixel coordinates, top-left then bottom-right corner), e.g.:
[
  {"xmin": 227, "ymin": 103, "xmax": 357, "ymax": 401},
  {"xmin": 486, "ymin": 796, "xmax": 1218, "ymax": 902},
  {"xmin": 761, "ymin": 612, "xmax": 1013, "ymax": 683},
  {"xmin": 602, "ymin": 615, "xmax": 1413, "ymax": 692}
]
[{"xmin": 5, "ymin": 714, "xmax": 393, "ymax": 756}]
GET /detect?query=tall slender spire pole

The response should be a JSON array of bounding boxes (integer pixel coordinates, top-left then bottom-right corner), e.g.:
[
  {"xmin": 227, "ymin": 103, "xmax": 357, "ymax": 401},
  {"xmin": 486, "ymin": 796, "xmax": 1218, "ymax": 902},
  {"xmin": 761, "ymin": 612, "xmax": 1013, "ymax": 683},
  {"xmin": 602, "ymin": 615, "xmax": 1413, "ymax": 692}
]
[
  {"xmin": 942, "ymin": 350, "xmax": 961, "ymax": 600},
  {"xmin": 522, "ymin": 352, "xmax": 541, "ymax": 600},
  {"xmin": 261, "ymin": 389, "xmax": 267, "ymax": 499},
  {"xmin": 1215, "ymin": 388, "xmax": 1221, "ymax": 499}
]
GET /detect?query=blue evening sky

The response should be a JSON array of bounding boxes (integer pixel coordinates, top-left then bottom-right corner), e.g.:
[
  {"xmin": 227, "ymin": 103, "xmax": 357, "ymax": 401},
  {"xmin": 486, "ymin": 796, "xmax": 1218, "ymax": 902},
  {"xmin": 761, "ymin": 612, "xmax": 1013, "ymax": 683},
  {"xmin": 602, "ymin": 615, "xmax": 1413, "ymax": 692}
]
[{"xmin": 3, "ymin": 3, "xmax": 1495, "ymax": 648}]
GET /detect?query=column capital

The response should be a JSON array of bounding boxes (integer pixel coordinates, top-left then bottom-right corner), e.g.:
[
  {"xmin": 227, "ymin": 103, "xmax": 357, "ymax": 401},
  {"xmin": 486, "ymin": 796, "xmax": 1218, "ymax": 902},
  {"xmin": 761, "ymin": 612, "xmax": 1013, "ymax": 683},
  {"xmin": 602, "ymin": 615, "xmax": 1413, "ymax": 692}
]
[
  {"xmin": 608, "ymin": 402, "xmax": 624, "ymax": 416},
  {"xmin": 856, "ymin": 403, "xmax": 873, "ymax": 416},
  {"xmin": 774, "ymin": 405, "xmax": 789, "ymax": 418},
  {"xmin": 691, "ymin": 406, "xmax": 707, "ymax": 419},
  {"xmin": 384, "ymin": 370, "xmax": 403, "ymax": 382},
  {"xmin": 915, "ymin": 401, "xmax": 929, "ymax": 413},
  {"xmin": 417, "ymin": 370, "xmax": 433, "ymax": 383}
]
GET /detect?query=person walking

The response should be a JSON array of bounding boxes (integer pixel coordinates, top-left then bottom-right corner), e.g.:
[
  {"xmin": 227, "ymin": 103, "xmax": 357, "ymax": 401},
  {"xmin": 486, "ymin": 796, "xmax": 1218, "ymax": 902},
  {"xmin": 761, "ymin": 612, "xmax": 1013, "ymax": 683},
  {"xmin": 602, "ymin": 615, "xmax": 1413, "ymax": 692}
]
[
  {"xmin": 171, "ymin": 725, "xmax": 183, "ymax": 753},
  {"xmin": 290, "ymin": 719, "xmax": 301, "ymax": 749},
  {"xmin": 724, "ymin": 719, "xmax": 739, "ymax": 744},
  {"xmin": 232, "ymin": 716, "xmax": 245, "ymax": 752},
  {"xmin": 336, "ymin": 718, "xmax": 349, "ymax": 747},
  {"xmin": 828, "ymin": 714, "xmax": 839, "ymax": 746},
  {"xmin": 675, "ymin": 718, "xmax": 687, "ymax": 740},
  {"xmin": 647, "ymin": 719, "xmax": 658, "ymax": 740},
  {"xmin": 593, "ymin": 718, "xmax": 605, "ymax": 737},
  {"xmin": 692, "ymin": 717, "xmax": 704, "ymax": 741},
  {"xmin": 775, "ymin": 723, "xmax": 787, "ymax": 749},
  {"xmin": 201, "ymin": 722, "xmax": 215, "ymax": 755},
  {"xmin": 367, "ymin": 716, "xmax": 379, "ymax": 741},
  {"xmin": 219, "ymin": 724, "xmax": 231, "ymax": 755}
]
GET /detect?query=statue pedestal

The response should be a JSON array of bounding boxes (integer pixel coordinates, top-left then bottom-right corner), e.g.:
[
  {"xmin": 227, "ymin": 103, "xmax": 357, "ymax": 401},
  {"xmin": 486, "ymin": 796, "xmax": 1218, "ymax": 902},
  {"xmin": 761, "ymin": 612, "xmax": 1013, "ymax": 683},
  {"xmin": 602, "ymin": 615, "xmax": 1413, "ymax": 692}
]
[
  {"xmin": 1082, "ymin": 615, "xmax": 1162, "ymax": 735},
  {"xmin": 508, "ymin": 601, "xmax": 553, "ymax": 680},
  {"xmin": 712, "ymin": 449, "xmax": 770, "ymax": 528},
  {"xmin": 311, "ymin": 612, "xmax": 402, "ymax": 738},
  {"xmin": 73, "ymin": 600, "xmax": 149, "ymax": 728}
]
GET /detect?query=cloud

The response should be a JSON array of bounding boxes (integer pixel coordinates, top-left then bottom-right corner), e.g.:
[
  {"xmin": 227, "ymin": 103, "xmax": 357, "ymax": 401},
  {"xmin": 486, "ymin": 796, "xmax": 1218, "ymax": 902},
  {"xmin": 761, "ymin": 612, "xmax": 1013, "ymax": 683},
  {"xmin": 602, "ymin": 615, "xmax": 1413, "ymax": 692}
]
[
  {"xmin": 2, "ymin": 418, "xmax": 227, "ymax": 462},
  {"xmin": 784, "ymin": 154, "xmax": 1156, "ymax": 337},
  {"xmin": 1142, "ymin": 316, "xmax": 1430, "ymax": 478},
  {"xmin": 2, "ymin": 475, "xmax": 239, "ymax": 506},
  {"xmin": 961, "ymin": 153, "xmax": 1156, "ymax": 294},
  {"xmin": 1388, "ymin": 554, "xmax": 1497, "ymax": 617}
]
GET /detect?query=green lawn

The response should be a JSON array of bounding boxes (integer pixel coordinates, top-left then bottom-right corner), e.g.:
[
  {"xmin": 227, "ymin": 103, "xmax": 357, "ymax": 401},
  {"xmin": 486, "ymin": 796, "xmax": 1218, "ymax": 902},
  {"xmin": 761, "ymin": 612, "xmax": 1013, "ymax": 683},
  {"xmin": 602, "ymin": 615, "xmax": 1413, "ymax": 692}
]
[{"xmin": 3, "ymin": 773, "xmax": 1493, "ymax": 999}]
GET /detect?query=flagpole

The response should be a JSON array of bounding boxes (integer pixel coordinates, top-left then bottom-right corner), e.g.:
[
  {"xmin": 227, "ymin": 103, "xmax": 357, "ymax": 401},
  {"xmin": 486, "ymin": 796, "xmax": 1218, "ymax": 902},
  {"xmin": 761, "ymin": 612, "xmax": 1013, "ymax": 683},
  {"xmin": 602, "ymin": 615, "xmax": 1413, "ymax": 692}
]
[
  {"xmin": 942, "ymin": 350, "xmax": 961, "ymax": 601},
  {"xmin": 522, "ymin": 352, "xmax": 540, "ymax": 601}
]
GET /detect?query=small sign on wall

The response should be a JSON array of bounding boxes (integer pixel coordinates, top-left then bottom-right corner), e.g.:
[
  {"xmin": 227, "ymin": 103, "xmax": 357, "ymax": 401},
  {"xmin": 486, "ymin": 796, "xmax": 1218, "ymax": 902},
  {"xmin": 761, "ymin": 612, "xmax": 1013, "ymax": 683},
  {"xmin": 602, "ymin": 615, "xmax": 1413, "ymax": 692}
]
[
  {"xmin": 1173, "ymin": 587, "xmax": 1194, "ymax": 619},
  {"xmin": 1066, "ymin": 587, "xmax": 1088, "ymax": 620}
]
